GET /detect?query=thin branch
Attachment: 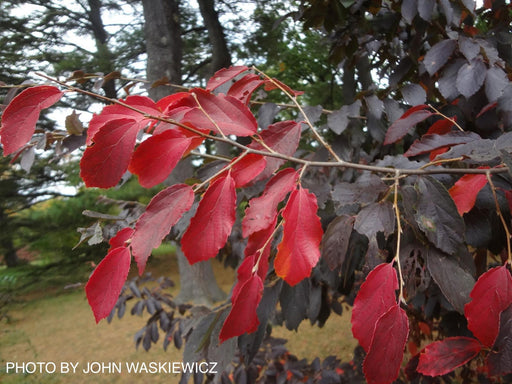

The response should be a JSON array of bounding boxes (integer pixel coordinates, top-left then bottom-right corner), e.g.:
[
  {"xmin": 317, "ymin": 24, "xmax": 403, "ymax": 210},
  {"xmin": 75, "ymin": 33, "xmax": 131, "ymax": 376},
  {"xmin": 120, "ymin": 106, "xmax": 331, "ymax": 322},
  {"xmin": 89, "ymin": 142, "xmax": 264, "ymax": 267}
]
[
  {"xmin": 34, "ymin": 72, "xmax": 511, "ymax": 178},
  {"xmin": 252, "ymin": 66, "xmax": 345, "ymax": 163},
  {"xmin": 392, "ymin": 170, "xmax": 405, "ymax": 303},
  {"xmin": 486, "ymin": 171, "xmax": 512, "ymax": 264}
]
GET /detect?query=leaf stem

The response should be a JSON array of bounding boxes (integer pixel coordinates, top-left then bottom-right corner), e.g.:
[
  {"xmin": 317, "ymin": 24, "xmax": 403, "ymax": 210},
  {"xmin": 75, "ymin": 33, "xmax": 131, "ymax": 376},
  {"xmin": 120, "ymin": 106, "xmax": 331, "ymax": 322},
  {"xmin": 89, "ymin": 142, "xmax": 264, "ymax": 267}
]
[
  {"xmin": 252, "ymin": 66, "xmax": 345, "ymax": 164},
  {"xmin": 485, "ymin": 171, "xmax": 512, "ymax": 264},
  {"xmin": 428, "ymin": 104, "xmax": 464, "ymax": 132},
  {"xmin": 190, "ymin": 91, "xmax": 227, "ymax": 139},
  {"xmin": 192, "ymin": 150, "xmax": 250, "ymax": 193},
  {"xmin": 392, "ymin": 170, "xmax": 405, "ymax": 303}
]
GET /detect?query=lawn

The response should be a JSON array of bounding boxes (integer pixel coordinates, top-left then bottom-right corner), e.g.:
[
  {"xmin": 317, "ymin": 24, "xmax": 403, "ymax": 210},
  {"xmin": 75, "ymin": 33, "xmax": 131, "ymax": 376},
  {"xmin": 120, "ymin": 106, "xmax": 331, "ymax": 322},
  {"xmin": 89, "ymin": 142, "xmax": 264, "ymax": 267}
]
[{"xmin": 0, "ymin": 249, "xmax": 357, "ymax": 383}]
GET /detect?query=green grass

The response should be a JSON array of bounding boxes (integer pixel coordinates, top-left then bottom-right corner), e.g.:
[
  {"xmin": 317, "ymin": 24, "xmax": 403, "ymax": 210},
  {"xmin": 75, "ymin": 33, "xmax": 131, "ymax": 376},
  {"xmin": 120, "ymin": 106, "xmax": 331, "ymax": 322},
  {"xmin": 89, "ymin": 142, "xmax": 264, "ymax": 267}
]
[{"xmin": 0, "ymin": 245, "xmax": 357, "ymax": 383}]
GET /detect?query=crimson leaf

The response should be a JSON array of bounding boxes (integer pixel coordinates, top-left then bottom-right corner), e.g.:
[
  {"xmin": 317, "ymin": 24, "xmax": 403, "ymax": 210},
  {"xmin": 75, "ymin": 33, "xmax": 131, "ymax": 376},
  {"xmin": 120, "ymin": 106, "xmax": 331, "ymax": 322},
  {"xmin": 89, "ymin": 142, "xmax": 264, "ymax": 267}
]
[
  {"xmin": 242, "ymin": 168, "xmax": 299, "ymax": 237},
  {"xmin": 186, "ymin": 89, "xmax": 257, "ymax": 136},
  {"xmin": 227, "ymin": 153, "xmax": 267, "ymax": 188},
  {"xmin": 274, "ymin": 185, "xmax": 323, "ymax": 286},
  {"xmin": 85, "ymin": 246, "xmax": 131, "ymax": 323},
  {"xmin": 384, "ymin": 105, "xmax": 433, "ymax": 145},
  {"xmin": 131, "ymin": 184, "xmax": 194, "ymax": 274},
  {"xmin": 464, "ymin": 265, "xmax": 512, "ymax": 347},
  {"xmin": 181, "ymin": 175, "xmax": 237, "ymax": 264},
  {"xmin": 448, "ymin": 173, "xmax": 488, "ymax": 216},
  {"xmin": 206, "ymin": 65, "xmax": 249, "ymax": 91},
  {"xmin": 227, "ymin": 74, "xmax": 264, "ymax": 105},
  {"xmin": 0, "ymin": 85, "xmax": 63, "ymax": 155},
  {"xmin": 244, "ymin": 218, "xmax": 275, "ymax": 279},
  {"xmin": 363, "ymin": 304, "xmax": 409, "ymax": 384},
  {"xmin": 219, "ymin": 274, "xmax": 263, "ymax": 342},
  {"xmin": 417, "ymin": 337, "xmax": 482, "ymax": 376},
  {"xmin": 128, "ymin": 129, "xmax": 192, "ymax": 188},
  {"xmin": 108, "ymin": 227, "xmax": 135, "ymax": 252},
  {"xmin": 351, "ymin": 263, "xmax": 398, "ymax": 352},
  {"xmin": 249, "ymin": 120, "xmax": 302, "ymax": 180},
  {"xmin": 87, "ymin": 95, "xmax": 160, "ymax": 145},
  {"xmin": 80, "ymin": 118, "xmax": 147, "ymax": 188}
]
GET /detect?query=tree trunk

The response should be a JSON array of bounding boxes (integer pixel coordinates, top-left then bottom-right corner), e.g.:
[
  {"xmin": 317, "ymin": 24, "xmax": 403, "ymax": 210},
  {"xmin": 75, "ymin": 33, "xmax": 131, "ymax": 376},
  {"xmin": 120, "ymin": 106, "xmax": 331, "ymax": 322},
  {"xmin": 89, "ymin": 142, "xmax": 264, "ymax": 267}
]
[
  {"xmin": 174, "ymin": 247, "xmax": 226, "ymax": 305},
  {"xmin": 0, "ymin": 209, "xmax": 19, "ymax": 267},
  {"xmin": 197, "ymin": 0, "xmax": 231, "ymax": 75},
  {"xmin": 142, "ymin": 0, "xmax": 182, "ymax": 100},
  {"xmin": 141, "ymin": 0, "xmax": 227, "ymax": 305},
  {"xmin": 87, "ymin": 0, "xmax": 117, "ymax": 99}
]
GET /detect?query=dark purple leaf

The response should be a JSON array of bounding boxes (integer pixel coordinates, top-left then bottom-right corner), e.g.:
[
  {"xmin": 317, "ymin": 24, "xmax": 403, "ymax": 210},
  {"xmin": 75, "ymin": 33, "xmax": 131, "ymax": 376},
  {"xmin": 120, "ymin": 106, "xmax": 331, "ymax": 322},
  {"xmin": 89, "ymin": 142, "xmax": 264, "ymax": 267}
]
[
  {"xmin": 354, "ymin": 201, "xmax": 395, "ymax": 239},
  {"xmin": 458, "ymin": 36, "xmax": 481, "ymax": 61},
  {"xmin": 321, "ymin": 215, "xmax": 355, "ymax": 270},
  {"xmin": 485, "ymin": 67, "xmax": 508, "ymax": 102},
  {"xmin": 401, "ymin": 83, "xmax": 427, "ymax": 106},
  {"xmin": 418, "ymin": 0, "xmax": 435, "ymax": 21},
  {"xmin": 415, "ymin": 177, "xmax": 465, "ymax": 255},
  {"xmin": 327, "ymin": 100, "xmax": 362, "ymax": 135},
  {"xmin": 456, "ymin": 58, "xmax": 487, "ymax": 98},
  {"xmin": 487, "ymin": 304, "xmax": 512, "ymax": 376},
  {"xmin": 426, "ymin": 246, "xmax": 475, "ymax": 313},
  {"xmin": 439, "ymin": 59, "xmax": 466, "ymax": 100},
  {"xmin": 365, "ymin": 95, "xmax": 384, "ymax": 119},
  {"xmin": 384, "ymin": 107, "xmax": 433, "ymax": 145},
  {"xmin": 401, "ymin": 0, "xmax": 417, "ymax": 24},
  {"xmin": 404, "ymin": 131, "xmax": 481, "ymax": 157},
  {"xmin": 439, "ymin": 0, "xmax": 454, "ymax": 24},
  {"xmin": 423, "ymin": 40, "xmax": 456, "ymax": 76},
  {"xmin": 332, "ymin": 173, "xmax": 388, "ymax": 206},
  {"xmin": 438, "ymin": 132, "xmax": 512, "ymax": 163}
]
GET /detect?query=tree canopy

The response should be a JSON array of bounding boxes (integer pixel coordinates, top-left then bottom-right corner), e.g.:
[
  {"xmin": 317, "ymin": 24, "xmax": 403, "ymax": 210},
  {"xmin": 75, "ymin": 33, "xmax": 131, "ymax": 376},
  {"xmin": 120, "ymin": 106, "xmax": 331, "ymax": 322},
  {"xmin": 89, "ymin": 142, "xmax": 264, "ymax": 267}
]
[{"xmin": 2, "ymin": 0, "xmax": 512, "ymax": 382}]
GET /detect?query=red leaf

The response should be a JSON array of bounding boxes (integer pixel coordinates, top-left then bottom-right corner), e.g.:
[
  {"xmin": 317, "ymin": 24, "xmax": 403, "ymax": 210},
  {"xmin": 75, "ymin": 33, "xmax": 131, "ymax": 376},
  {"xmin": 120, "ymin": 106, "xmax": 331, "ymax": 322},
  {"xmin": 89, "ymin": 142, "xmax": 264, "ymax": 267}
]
[
  {"xmin": 131, "ymin": 184, "xmax": 194, "ymax": 274},
  {"xmin": 206, "ymin": 65, "xmax": 249, "ymax": 91},
  {"xmin": 128, "ymin": 130, "xmax": 192, "ymax": 188},
  {"xmin": 108, "ymin": 227, "xmax": 135, "ymax": 251},
  {"xmin": 85, "ymin": 246, "xmax": 131, "ymax": 323},
  {"xmin": 448, "ymin": 173, "xmax": 488, "ymax": 216},
  {"xmin": 404, "ymin": 131, "xmax": 480, "ymax": 158},
  {"xmin": 228, "ymin": 153, "xmax": 267, "ymax": 188},
  {"xmin": 274, "ymin": 185, "xmax": 323, "ymax": 286},
  {"xmin": 0, "ymin": 85, "xmax": 63, "ymax": 155},
  {"xmin": 219, "ymin": 273, "xmax": 263, "ymax": 342},
  {"xmin": 87, "ymin": 95, "xmax": 160, "ymax": 145},
  {"xmin": 363, "ymin": 304, "xmax": 409, "ymax": 384},
  {"xmin": 476, "ymin": 101, "xmax": 497, "ymax": 118},
  {"xmin": 242, "ymin": 168, "xmax": 299, "ymax": 237},
  {"xmin": 244, "ymin": 217, "xmax": 276, "ymax": 280},
  {"xmin": 264, "ymin": 78, "xmax": 304, "ymax": 97},
  {"xmin": 181, "ymin": 175, "xmax": 237, "ymax": 264},
  {"xmin": 80, "ymin": 118, "xmax": 146, "ymax": 188},
  {"xmin": 351, "ymin": 263, "xmax": 399, "ymax": 352},
  {"xmin": 417, "ymin": 337, "xmax": 482, "ymax": 376},
  {"xmin": 384, "ymin": 106, "xmax": 433, "ymax": 145},
  {"xmin": 227, "ymin": 74, "xmax": 264, "ymax": 105},
  {"xmin": 231, "ymin": 256, "xmax": 257, "ymax": 303},
  {"xmin": 464, "ymin": 265, "xmax": 512, "ymax": 347},
  {"xmin": 186, "ymin": 89, "xmax": 257, "ymax": 136},
  {"xmin": 426, "ymin": 117, "xmax": 456, "ymax": 135},
  {"xmin": 249, "ymin": 120, "xmax": 302, "ymax": 180}
]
